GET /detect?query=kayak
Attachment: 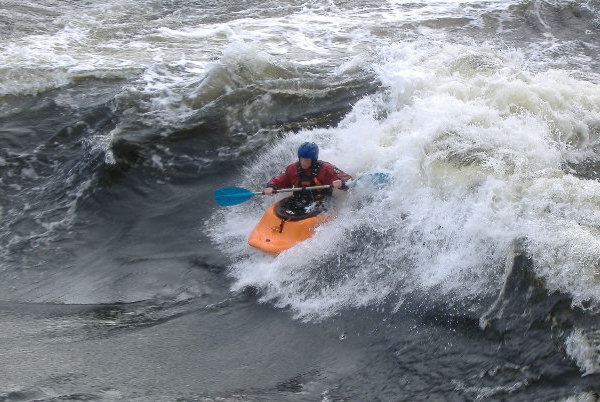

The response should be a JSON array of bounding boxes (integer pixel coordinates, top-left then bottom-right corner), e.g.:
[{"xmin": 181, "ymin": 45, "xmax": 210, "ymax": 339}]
[
  {"xmin": 248, "ymin": 198, "xmax": 330, "ymax": 254},
  {"xmin": 216, "ymin": 174, "xmax": 391, "ymax": 254}
]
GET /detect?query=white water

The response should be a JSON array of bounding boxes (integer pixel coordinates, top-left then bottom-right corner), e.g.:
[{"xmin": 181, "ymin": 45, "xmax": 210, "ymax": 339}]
[
  {"xmin": 0, "ymin": 0, "xmax": 517, "ymax": 109},
  {"xmin": 3, "ymin": 0, "xmax": 600, "ymax": 318},
  {"xmin": 211, "ymin": 39, "xmax": 600, "ymax": 320},
  {"xmin": 3, "ymin": 0, "xmax": 600, "ymax": 377}
]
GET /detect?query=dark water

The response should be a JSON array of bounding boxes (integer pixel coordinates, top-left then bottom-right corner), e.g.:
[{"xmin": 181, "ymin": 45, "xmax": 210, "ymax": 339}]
[{"xmin": 2, "ymin": 0, "xmax": 600, "ymax": 400}]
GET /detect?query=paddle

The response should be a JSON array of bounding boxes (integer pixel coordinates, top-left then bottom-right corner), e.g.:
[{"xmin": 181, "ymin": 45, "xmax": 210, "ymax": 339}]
[
  {"xmin": 214, "ymin": 185, "xmax": 332, "ymax": 207},
  {"xmin": 354, "ymin": 172, "xmax": 390, "ymax": 188},
  {"xmin": 214, "ymin": 173, "xmax": 391, "ymax": 207}
]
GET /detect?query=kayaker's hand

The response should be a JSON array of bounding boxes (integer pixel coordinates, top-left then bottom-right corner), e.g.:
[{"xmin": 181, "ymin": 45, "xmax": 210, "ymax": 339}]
[
  {"xmin": 332, "ymin": 179, "xmax": 343, "ymax": 189},
  {"xmin": 263, "ymin": 187, "xmax": 275, "ymax": 195}
]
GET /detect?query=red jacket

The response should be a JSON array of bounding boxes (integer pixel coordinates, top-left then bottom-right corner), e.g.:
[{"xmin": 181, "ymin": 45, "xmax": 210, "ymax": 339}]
[{"xmin": 267, "ymin": 161, "xmax": 353, "ymax": 190}]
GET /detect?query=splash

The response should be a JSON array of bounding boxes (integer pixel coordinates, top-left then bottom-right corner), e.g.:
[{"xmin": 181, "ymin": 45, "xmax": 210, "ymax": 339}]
[{"xmin": 210, "ymin": 41, "xmax": 600, "ymax": 320}]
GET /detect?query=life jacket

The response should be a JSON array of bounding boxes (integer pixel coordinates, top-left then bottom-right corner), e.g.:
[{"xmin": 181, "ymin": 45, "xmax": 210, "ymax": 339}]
[{"xmin": 294, "ymin": 160, "xmax": 332, "ymax": 202}]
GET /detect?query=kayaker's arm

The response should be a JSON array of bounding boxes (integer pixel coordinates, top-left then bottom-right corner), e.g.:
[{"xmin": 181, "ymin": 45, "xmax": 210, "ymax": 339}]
[
  {"xmin": 331, "ymin": 179, "xmax": 344, "ymax": 190},
  {"xmin": 333, "ymin": 178, "xmax": 352, "ymax": 190},
  {"xmin": 264, "ymin": 163, "xmax": 296, "ymax": 195},
  {"xmin": 263, "ymin": 184, "xmax": 277, "ymax": 196},
  {"xmin": 316, "ymin": 162, "xmax": 352, "ymax": 190}
]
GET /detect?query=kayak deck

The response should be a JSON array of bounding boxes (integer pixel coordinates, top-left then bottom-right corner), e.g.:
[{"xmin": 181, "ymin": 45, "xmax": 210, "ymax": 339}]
[{"xmin": 248, "ymin": 201, "xmax": 329, "ymax": 254}]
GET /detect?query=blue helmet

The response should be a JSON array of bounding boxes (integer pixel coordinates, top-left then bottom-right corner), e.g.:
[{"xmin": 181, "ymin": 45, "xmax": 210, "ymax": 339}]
[{"xmin": 297, "ymin": 142, "xmax": 319, "ymax": 161}]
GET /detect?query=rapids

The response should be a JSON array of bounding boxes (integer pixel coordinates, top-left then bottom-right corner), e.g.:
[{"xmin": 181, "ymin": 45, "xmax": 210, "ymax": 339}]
[{"xmin": 1, "ymin": 0, "xmax": 600, "ymax": 400}]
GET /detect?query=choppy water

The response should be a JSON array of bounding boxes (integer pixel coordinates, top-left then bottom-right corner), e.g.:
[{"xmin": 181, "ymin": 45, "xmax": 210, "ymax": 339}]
[{"xmin": 2, "ymin": 0, "xmax": 600, "ymax": 400}]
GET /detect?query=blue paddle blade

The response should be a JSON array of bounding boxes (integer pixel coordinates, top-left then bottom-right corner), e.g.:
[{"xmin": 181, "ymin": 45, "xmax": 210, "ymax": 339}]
[
  {"xmin": 353, "ymin": 173, "xmax": 392, "ymax": 189},
  {"xmin": 214, "ymin": 187, "xmax": 256, "ymax": 206}
]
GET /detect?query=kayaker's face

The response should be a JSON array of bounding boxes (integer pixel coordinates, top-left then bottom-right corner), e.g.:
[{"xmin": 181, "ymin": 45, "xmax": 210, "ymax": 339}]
[{"xmin": 299, "ymin": 157, "xmax": 312, "ymax": 170}]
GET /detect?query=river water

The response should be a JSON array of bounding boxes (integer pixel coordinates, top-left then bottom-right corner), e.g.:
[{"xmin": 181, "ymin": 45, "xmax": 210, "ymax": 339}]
[{"xmin": 1, "ymin": 0, "xmax": 600, "ymax": 400}]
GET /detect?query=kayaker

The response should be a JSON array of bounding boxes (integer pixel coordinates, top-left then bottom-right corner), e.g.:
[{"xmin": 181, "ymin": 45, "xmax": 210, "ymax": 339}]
[{"xmin": 263, "ymin": 142, "xmax": 353, "ymax": 216}]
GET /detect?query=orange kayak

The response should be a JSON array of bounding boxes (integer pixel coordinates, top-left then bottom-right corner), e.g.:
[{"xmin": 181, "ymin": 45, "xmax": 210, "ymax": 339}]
[{"xmin": 248, "ymin": 199, "xmax": 330, "ymax": 254}]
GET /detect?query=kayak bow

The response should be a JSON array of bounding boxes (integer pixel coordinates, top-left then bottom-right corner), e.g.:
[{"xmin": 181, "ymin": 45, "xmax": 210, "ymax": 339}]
[{"xmin": 247, "ymin": 200, "xmax": 330, "ymax": 254}]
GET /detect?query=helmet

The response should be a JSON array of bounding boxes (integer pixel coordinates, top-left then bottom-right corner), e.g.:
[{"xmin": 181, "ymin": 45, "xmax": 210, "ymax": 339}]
[{"xmin": 297, "ymin": 142, "xmax": 319, "ymax": 161}]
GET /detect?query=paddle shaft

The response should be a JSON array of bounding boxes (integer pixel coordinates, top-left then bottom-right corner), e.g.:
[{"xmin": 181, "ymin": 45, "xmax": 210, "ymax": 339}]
[
  {"xmin": 260, "ymin": 184, "xmax": 332, "ymax": 195},
  {"xmin": 214, "ymin": 173, "xmax": 390, "ymax": 206}
]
